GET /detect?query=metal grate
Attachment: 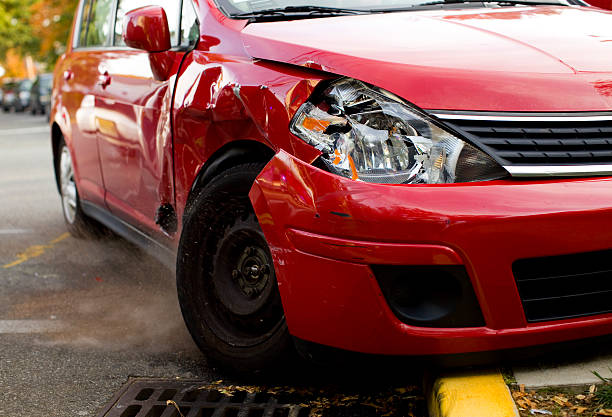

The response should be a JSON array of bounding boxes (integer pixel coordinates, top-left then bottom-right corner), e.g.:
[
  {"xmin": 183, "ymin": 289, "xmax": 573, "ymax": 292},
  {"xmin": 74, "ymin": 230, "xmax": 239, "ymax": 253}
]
[
  {"xmin": 97, "ymin": 379, "xmax": 425, "ymax": 417},
  {"xmin": 96, "ymin": 379, "xmax": 310, "ymax": 417},
  {"xmin": 513, "ymin": 249, "xmax": 612, "ymax": 322},
  {"xmin": 443, "ymin": 118, "xmax": 612, "ymax": 166}
]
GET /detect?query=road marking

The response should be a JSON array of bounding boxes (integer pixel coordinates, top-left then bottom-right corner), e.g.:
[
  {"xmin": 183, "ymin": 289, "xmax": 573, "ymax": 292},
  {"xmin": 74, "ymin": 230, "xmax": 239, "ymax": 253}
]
[
  {"xmin": 0, "ymin": 320, "xmax": 65, "ymax": 334},
  {"xmin": 0, "ymin": 126, "xmax": 50, "ymax": 136},
  {"xmin": 427, "ymin": 369, "xmax": 519, "ymax": 417},
  {"xmin": 2, "ymin": 232, "xmax": 70, "ymax": 269},
  {"xmin": 0, "ymin": 229, "xmax": 31, "ymax": 235}
]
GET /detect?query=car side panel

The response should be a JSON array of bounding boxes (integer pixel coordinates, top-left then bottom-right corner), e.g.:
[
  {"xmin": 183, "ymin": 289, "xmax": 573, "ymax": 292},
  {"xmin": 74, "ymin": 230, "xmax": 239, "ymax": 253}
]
[
  {"xmin": 95, "ymin": 50, "xmax": 183, "ymax": 237},
  {"xmin": 54, "ymin": 50, "xmax": 107, "ymax": 207}
]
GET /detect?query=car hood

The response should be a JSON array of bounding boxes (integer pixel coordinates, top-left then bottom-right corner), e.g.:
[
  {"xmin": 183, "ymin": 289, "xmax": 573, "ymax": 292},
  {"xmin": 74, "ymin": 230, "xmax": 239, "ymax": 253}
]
[{"xmin": 241, "ymin": 6, "xmax": 612, "ymax": 111}]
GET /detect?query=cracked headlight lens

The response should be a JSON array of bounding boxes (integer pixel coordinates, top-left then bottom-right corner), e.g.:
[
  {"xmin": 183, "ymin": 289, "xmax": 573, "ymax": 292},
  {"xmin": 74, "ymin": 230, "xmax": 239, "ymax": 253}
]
[{"xmin": 290, "ymin": 78, "xmax": 507, "ymax": 184}]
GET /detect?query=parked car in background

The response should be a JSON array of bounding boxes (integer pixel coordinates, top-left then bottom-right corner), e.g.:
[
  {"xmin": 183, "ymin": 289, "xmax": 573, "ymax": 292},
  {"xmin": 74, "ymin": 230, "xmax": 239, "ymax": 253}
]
[
  {"xmin": 53, "ymin": 0, "xmax": 612, "ymax": 371},
  {"xmin": 13, "ymin": 79, "xmax": 33, "ymax": 112},
  {"xmin": 1, "ymin": 80, "xmax": 17, "ymax": 112},
  {"xmin": 29, "ymin": 74, "xmax": 53, "ymax": 115}
]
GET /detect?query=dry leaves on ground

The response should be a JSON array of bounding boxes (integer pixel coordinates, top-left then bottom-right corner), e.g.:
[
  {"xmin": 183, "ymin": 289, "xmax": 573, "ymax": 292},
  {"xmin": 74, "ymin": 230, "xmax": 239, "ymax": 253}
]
[
  {"xmin": 513, "ymin": 385, "xmax": 611, "ymax": 417},
  {"xmin": 197, "ymin": 380, "xmax": 425, "ymax": 417}
]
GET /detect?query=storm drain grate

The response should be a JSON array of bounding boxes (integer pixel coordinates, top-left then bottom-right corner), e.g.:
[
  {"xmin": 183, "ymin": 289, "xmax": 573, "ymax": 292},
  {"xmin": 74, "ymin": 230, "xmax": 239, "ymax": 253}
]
[
  {"xmin": 97, "ymin": 379, "xmax": 310, "ymax": 417},
  {"xmin": 96, "ymin": 378, "xmax": 425, "ymax": 417}
]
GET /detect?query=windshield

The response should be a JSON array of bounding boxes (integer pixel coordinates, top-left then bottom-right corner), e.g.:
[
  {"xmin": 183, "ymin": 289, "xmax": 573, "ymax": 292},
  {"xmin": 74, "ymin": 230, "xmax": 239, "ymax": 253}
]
[{"xmin": 216, "ymin": 0, "xmax": 566, "ymax": 16}]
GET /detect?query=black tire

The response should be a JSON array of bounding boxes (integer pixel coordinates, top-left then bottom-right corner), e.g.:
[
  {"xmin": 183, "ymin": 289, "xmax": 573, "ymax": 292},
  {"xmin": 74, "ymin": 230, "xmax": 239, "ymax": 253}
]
[
  {"xmin": 56, "ymin": 139, "xmax": 106, "ymax": 238},
  {"xmin": 177, "ymin": 163, "xmax": 293, "ymax": 372}
]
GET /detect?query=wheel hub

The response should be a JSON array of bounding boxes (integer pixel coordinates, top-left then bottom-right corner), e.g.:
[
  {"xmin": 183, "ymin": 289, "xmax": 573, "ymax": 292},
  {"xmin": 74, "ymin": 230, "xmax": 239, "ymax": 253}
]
[{"xmin": 232, "ymin": 246, "xmax": 271, "ymax": 298}]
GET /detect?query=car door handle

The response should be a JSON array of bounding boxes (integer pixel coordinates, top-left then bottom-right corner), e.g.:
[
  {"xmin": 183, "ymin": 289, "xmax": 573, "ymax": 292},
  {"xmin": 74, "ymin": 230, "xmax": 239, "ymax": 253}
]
[
  {"xmin": 97, "ymin": 72, "xmax": 111, "ymax": 88},
  {"xmin": 63, "ymin": 70, "xmax": 74, "ymax": 81}
]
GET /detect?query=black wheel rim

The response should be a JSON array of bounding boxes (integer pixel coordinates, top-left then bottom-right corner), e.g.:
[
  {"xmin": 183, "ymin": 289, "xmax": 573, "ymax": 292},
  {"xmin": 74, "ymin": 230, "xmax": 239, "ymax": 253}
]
[
  {"xmin": 215, "ymin": 228, "xmax": 273, "ymax": 316},
  {"xmin": 201, "ymin": 213, "xmax": 285, "ymax": 347}
]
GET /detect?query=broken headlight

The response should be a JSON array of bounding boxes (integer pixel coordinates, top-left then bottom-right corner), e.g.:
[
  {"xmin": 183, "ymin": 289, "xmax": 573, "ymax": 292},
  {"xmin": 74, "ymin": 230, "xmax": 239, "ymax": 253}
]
[{"xmin": 290, "ymin": 78, "xmax": 507, "ymax": 184}]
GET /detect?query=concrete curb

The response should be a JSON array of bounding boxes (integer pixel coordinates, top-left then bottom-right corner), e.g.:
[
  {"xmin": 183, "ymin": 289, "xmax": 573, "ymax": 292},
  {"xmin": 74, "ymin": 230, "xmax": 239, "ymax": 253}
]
[{"xmin": 426, "ymin": 369, "xmax": 520, "ymax": 417}]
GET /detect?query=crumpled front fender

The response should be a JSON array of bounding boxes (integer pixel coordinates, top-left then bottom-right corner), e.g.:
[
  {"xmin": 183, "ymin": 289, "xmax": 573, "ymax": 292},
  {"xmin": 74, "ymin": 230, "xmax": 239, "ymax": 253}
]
[
  {"xmin": 248, "ymin": 150, "xmax": 612, "ymax": 355},
  {"xmin": 248, "ymin": 150, "xmax": 468, "ymax": 353}
]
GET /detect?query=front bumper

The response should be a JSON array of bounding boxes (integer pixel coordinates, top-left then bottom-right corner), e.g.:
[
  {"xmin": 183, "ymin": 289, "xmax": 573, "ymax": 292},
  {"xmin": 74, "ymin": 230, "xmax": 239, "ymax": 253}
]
[{"xmin": 249, "ymin": 151, "xmax": 612, "ymax": 355}]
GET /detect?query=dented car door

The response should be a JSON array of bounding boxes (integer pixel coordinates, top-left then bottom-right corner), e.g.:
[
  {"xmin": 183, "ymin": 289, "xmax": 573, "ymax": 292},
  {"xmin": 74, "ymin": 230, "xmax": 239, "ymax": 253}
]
[{"xmin": 94, "ymin": 0, "xmax": 186, "ymax": 235}]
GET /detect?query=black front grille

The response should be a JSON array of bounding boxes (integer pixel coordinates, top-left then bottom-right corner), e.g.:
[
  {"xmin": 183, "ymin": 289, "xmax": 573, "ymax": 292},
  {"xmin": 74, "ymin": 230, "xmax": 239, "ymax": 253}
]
[
  {"xmin": 443, "ymin": 117, "xmax": 612, "ymax": 166},
  {"xmin": 513, "ymin": 249, "xmax": 612, "ymax": 322}
]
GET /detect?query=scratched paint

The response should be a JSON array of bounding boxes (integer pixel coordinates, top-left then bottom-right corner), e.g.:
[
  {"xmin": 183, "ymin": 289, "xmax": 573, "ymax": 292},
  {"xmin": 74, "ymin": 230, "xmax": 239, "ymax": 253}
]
[{"xmin": 3, "ymin": 233, "xmax": 70, "ymax": 269}]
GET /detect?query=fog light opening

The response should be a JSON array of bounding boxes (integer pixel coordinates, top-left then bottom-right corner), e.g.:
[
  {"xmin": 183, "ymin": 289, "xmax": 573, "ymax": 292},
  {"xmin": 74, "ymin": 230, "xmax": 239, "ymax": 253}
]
[
  {"xmin": 389, "ymin": 272, "xmax": 462, "ymax": 323},
  {"xmin": 372, "ymin": 265, "xmax": 485, "ymax": 328}
]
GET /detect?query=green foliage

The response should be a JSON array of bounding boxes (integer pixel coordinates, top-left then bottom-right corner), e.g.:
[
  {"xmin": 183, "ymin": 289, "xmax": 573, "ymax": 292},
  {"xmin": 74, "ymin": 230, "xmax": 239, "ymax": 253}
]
[
  {"xmin": 31, "ymin": 0, "xmax": 80, "ymax": 68},
  {"xmin": 593, "ymin": 369, "xmax": 612, "ymax": 409},
  {"xmin": 501, "ymin": 367, "xmax": 517, "ymax": 385},
  {"xmin": 0, "ymin": 0, "xmax": 79, "ymax": 70},
  {"xmin": 0, "ymin": 0, "xmax": 38, "ymax": 59}
]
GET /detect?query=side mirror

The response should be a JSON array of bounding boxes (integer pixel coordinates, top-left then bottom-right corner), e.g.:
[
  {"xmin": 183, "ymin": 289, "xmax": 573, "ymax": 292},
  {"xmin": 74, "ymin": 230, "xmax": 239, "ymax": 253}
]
[{"xmin": 123, "ymin": 6, "xmax": 171, "ymax": 53}]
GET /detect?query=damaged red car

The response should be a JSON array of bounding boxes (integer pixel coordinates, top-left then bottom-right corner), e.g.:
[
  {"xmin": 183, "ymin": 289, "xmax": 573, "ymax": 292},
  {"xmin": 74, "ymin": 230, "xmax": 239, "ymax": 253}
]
[{"xmin": 52, "ymin": 0, "xmax": 612, "ymax": 369}]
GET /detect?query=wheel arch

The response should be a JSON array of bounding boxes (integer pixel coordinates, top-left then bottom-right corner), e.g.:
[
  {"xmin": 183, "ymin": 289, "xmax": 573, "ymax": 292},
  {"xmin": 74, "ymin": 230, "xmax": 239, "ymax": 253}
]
[
  {"xmin": 51, "ymin": 122, "xmax": 64, "ymax": 193},
  {"xmin": 183, "ymin": 139, "xmax": 276, "ymax": 222}
]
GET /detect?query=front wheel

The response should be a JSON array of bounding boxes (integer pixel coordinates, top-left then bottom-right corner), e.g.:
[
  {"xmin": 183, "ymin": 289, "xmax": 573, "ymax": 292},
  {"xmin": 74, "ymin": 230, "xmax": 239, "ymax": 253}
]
[{"xmin": 177, "ymin": 163, "xmax": 293, "ymax": 372}]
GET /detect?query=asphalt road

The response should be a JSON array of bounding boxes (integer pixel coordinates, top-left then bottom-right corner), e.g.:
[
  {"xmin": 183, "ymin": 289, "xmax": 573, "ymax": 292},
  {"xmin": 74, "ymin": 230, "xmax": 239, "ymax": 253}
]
[
  {"xmin": 0, "ymin": 111, "xmax": 425, "ymax": 417},
  {"xmin": 0, "ymin": 110, "xmax": 215, "ymax": 416}
]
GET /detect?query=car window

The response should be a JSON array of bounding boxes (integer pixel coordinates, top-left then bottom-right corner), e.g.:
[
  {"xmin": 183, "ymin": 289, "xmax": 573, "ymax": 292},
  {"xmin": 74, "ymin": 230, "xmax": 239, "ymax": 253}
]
[
  {"xmin": 180, "ymin": 0, "xmax": 199, "ymax": 48},
  {"xmin": 40, "ymin": 76, "xmax": 53, "ymax": 90},
  {"xmin": 82, "ymin": 0, "xmax": 115, "ymax": 47},
  {"xmin": 77, "ymin": 0, "xmax": 93, "ymax": 46},
  {"xmin": 19, "ymin": 81, "xmax": 33, "ymax": 92},
  {"xmin": 114, "ymin": 0, "xmax": 180, "ymax": 47}
]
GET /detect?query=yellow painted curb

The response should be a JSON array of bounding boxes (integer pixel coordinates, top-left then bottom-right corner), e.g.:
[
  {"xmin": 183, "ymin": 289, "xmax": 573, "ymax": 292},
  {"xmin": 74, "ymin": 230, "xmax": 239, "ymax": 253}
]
[{"xmin": 427, "ymin": 369, "xmax": 519, "ymax": 417}]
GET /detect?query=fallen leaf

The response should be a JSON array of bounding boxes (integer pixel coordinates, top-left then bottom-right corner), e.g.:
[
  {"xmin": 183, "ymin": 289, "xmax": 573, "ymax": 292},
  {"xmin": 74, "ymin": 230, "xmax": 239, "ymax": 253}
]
[
  {"xmin": 530, "ymin": 409, "xmax": 553, "ymax": 415},
  {"xmin": 517, "ymin": 399, "xmax": 530, "ymax": 409},
  {"xmin": 597, "ymin": 409, "xmax": 612, "ymax": 416},
  {"xmin": 576, "ymin": 394, "xmax": 586, "ymax": 400},
  {"xmin": 166, "ymin": 400, "xmax": 185, "ymax": 417},
  {"xmin": 552, "ymin": 395, "xmax": 569, "ymax": 406},
  {"xmin": 520, "ymin": 384, "xmax": 525, "ymax": 393},
  {"xmin": 576, "ymin": 407, "xmax": 587, "ymax": 414}
]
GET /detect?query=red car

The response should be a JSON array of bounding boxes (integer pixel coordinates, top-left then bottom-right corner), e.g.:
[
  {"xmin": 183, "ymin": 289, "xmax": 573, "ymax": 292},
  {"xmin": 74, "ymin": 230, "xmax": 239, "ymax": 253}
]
[
  {"xmin": 589, "ymin": 0, "xmax": 612, "ymax": 8},
  {"xmin": 52, "ymin": 0, "xmax": 612, "ymax": 370}
]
